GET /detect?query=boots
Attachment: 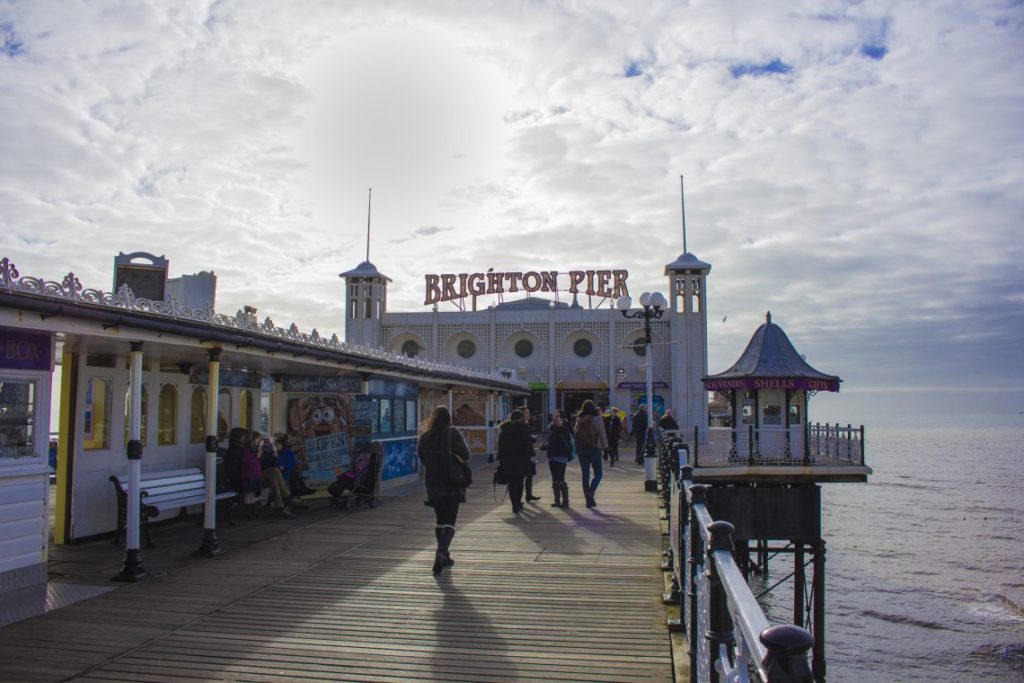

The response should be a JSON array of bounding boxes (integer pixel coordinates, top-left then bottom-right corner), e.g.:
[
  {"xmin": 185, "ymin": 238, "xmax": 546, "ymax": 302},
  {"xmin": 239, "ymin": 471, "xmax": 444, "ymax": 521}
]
[
  {"xmin": 550, "ymin": 483, "xmax": 562, "ymax": 507},
  {"xmin": 525, "ymin": 476, "xmax": 540, "ymax": 502},
  {"xmin": 434, "ymin": 527, "xmax": 454, "ymax": 566},
  {"xmin": 559, "ymin": 481, "xmax": 570, "ymax": 508},
  {"xmin": 433, "ymin": 526, "xmax": 456, "ymax": 575}
]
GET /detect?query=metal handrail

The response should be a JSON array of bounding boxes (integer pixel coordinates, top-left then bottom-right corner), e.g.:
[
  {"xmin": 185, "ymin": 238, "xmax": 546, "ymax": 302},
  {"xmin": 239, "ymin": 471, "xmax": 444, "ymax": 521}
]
[{"xmin": 657, "ymin": 433, "xmax": 815, "ymax": 682}]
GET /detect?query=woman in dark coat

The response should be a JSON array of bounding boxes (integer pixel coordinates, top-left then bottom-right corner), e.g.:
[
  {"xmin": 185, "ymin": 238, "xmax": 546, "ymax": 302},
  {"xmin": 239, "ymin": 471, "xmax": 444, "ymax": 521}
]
[
  {"xmin": 545, "ymin": 409, "xmax": 573, "ymax": 508},
  {"xmin": 417, "ymin": 405, "xmax": 471, "ymax": 576},
  {"xmin": 497, "ymin": 409, "xmax": 536, "ymax": 514}
]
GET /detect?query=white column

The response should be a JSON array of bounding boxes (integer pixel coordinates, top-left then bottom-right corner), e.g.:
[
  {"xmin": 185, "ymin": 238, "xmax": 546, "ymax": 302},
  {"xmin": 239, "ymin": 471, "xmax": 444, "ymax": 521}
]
[
  {"xmin": 197, "ymin": 347, "xmax": 223, "ymax": 556},
  {"xmin": 113, "ymin": 341, "xmax": 148, "ymax": 581},
  {"xmin": 644, "ymin": 331, "xmax": 657, "ymax": 490}
]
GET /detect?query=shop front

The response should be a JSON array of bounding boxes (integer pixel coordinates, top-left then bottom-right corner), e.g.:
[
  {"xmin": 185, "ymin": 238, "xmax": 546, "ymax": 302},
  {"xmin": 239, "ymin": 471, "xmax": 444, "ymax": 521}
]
[{"xmin": 0, "ymin": 328, "xmax": 53, "ymax": 594}]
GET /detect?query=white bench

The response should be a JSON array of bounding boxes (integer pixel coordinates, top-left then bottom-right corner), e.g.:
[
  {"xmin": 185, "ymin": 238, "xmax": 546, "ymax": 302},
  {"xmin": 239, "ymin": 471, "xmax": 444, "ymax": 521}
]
[{"xmin": 110, "ymin": 467, "xmax": 236, "ymax": 547}]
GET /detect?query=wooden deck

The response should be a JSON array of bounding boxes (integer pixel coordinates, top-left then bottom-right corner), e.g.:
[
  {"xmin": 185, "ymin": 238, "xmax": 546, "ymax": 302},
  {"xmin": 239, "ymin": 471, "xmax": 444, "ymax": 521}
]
[{"xmin": 0, "ymin": 452, "xmax": 673, "ymax": 682}]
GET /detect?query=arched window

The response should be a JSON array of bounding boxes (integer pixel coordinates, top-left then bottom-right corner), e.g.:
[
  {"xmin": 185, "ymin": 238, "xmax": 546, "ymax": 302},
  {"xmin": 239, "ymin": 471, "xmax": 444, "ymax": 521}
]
[
  {"xmin": 573, "ymin": 339, "xmax": 593, "ymax": 358},
  {"xmin": 217, "ymin": 388, "xmax": 232, "ymax": 440},
  {"xmin": 632, "ymin": 339, "xmax": 647, "ymax": 357},
  {"xmin": 190, "ymin": 386, "xmax": 207, "ymax": 444},
  {"xmin": 83, "ymin": 378, "xmax": 112, "ymax": 451},
  {"xmin": 123, "ymin": 384, "xmax": 149, "ymax": 446},
  {"xmin": 240, "ymin": 389, "xmax": 254, "ymax": 431},
  {"xmin": 157, "ymin": 384, "xmax": 178, "ymax": 446},
  {"xmin": 514, "ymin": 339, "xmax": 534, "ymax": 358}
]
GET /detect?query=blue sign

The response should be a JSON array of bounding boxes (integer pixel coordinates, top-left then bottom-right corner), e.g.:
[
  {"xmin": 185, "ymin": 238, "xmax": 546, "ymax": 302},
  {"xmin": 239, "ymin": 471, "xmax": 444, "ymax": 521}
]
[
  {"xmin": 381, "ymin": 438, "xmax": 419, "ymax": 481},
  {"xmin": 369, "ymin": 378, "xmax": 417, "ymax": 397}
]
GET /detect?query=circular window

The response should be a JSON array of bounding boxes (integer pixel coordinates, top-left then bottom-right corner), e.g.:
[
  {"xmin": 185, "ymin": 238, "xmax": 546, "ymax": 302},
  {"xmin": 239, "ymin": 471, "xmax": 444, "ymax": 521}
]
[
  {"xmin": 514, "ymin": 339, "xmax": 534, "ymax": 358},
  {"xmin": 401, "ymin": 340, "xmax": 420, "ymax": 358},
  {"xmin": 632, "ymin": 338, "xmax": 647, "ymax": 356},
  {"xmin": 573, "ymin": 338, "xmax": 593, "ymax": 358},
  {"xmin": 457, "ymin": 339, "xmax": 476, "ymax": 358}
]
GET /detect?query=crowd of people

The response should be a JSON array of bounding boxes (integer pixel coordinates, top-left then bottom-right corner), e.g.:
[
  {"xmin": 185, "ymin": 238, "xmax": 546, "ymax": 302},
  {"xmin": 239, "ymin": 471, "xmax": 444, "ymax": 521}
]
[{"xmin": 417, "ymin": 399, "xmax": 682, "ymax": 575}]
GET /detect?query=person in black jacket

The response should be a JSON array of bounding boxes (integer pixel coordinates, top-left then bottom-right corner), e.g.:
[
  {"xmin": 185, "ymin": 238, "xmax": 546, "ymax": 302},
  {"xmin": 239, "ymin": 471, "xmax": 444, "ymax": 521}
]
[
  {"xmin": 545, "ymin": 409, "xmax": 573, "ymax": 508},
  {"xmin": 658, "ymin": 409, "xmax": 680, "ymax": 431},
  {"xmin": 497, "ymin": 409, "xmax": 536, "ymax": 514},
  {"xmin": 417, "ymin": 405, "xmax": 471, "ymax": 575}
]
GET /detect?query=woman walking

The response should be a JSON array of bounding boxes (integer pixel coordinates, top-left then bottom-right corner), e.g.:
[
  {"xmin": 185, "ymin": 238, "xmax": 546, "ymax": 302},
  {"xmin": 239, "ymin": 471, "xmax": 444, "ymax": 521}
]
[
  {"xmin": 417, "ymin": 405, "xmax": 471, "ymax": 576},
  {"xmin": 573, "ymin": 400, "xmax": 609, "ymax": 508},
  {"xmin": 545, "ymin": 409, "xmax": 573, "ymax": 508},
  {"xmin": 497, "ymin": 409, "xmax": 536, "ymax": 514}
]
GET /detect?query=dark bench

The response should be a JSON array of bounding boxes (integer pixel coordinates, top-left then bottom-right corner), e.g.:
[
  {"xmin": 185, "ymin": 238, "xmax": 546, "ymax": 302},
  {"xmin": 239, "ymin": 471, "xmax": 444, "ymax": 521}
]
[{"xmin": 110, "ymin": 467, "xmax": 237, "ymax": 547}]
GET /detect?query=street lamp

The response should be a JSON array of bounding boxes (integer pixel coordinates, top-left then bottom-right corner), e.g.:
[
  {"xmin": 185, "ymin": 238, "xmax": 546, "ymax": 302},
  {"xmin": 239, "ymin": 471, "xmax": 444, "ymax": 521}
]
[{"xmin": 617, "ymin": 291, "xmax": 667, "ymax": 492}]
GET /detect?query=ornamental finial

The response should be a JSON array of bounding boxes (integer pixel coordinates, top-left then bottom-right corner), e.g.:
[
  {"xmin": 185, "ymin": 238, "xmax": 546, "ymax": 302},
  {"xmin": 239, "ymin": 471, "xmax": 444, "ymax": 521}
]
[{"xmin": 766, "ymin": 311, "xmax": 772, "ymax": 324}]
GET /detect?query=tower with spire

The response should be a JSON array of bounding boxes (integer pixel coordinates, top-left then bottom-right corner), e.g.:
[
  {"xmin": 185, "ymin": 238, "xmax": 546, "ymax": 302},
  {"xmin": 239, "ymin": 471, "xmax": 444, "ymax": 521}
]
[
  {"xmin": 340, "ymin": 189, "xmax": 391, "ymax": 348},
  {"xmin": 666, "ymin": 177, "xmax": 712, "ymax": 434}
]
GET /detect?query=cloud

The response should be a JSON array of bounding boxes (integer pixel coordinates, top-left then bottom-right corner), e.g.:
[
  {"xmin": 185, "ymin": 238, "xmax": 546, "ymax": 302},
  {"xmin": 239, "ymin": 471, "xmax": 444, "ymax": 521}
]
[
  {"xmin": 0, "ymin": 0, "xmax": 1020, "ymax": 414},
  {"xmin": 390, "ymin": 225, "xmax": 454, "ymax": 243}
]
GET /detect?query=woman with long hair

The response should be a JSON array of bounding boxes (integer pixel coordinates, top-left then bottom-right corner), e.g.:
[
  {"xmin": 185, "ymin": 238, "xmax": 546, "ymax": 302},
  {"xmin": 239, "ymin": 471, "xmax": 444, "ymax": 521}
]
[
  {"xmin": 417, "ymin": 405, "xmax": 471, "ymax": 575},
  {"xmin": 573, "ymin": 399, "xmax": 609, "ymax": 508}
]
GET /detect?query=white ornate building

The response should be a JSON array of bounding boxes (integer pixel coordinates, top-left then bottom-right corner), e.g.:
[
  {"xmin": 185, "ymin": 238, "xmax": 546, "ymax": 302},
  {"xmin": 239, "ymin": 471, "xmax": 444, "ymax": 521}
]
[{"xmin": 342, "ymin": 251, "xmax": 712, "ymax": 432}]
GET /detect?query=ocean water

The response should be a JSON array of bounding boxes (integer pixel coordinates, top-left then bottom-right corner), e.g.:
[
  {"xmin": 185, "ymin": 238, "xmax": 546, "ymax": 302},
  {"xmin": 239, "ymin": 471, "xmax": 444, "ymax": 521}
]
[{"xmin": 757, "ymin": 417, "xmax": 1024, "ymax": 681}]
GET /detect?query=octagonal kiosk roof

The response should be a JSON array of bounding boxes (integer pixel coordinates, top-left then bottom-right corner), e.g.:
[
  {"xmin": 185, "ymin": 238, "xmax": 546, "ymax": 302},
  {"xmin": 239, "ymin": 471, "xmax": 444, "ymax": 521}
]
[{"xmin": 704, "ymin": 311, "xmax": 841, "ymax": 392}]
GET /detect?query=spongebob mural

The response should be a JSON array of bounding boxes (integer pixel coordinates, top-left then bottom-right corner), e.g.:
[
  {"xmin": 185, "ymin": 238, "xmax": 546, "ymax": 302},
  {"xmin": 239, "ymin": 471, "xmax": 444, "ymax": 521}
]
[{"xmin": 287, "ymin": 395, "xmax": 354, "ymax": 487}]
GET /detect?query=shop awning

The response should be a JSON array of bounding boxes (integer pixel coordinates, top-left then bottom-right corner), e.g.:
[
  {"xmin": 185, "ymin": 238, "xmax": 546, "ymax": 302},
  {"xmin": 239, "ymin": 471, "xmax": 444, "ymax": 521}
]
[
  {"xmin": 556, "ymin": 381, "xmax": 608, "ymax": 391},
  {"xmin": 617, "ymin": 381, "xmax": 668, "ymax": 389},
  {"xmin": 527, "ymin": 381, "xmax": 548, "ymax": 391}
]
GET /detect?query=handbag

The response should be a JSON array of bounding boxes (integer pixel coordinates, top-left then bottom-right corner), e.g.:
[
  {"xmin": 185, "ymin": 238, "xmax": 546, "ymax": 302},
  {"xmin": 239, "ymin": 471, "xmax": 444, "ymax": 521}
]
[
  {"xmin": 440, "ymin": 428, "xmax": 472, "ymax": 488},
  {"xmin": 493, "ymin": 464, "xmax": 510, "ymax": 486}
]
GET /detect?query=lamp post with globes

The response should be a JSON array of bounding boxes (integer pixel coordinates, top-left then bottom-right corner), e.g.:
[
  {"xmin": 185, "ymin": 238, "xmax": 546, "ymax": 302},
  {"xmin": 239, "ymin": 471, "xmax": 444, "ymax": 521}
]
[{"xmin": 616, "ymin": 291, "xmax": 667, "ymax": 492}]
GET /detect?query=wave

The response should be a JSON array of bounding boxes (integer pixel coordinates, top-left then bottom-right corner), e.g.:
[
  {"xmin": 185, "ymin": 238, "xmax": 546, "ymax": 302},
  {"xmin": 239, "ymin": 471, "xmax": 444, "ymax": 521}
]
[{"xmin": 860, "ymin": 608, "xmax": 956, "ymax": 632}]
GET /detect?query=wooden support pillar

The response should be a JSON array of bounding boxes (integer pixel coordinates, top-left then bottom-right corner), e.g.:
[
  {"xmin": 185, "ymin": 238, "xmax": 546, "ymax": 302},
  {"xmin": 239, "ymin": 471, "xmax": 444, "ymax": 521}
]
[
  {"xmin": 794, "ymin": 541, "xmax": 806, "ymax": 628},
  {"xmin": 812, "ymin": 539, "xmax": 827, "ymax": 683}
]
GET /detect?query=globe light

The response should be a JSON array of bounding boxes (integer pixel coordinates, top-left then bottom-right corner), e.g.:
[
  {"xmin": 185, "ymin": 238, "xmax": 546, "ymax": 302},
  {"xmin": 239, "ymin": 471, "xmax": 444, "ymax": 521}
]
[
  {"xmin": 639, "ymin": 292, "xmax": 652, "ymax": 308},
  {"xmin": 650, "ymin": 291, "xmax": 668, "ymax": 310},
  {"xmin": 616, "ymin": 295, "xmax": 632, "ymax": 311}
]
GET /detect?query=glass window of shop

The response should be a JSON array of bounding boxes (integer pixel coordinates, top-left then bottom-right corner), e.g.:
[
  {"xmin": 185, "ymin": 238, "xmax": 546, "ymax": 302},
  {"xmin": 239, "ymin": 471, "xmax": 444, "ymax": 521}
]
[
  {"xmin": 157, "ymin": 384, "xmax": 177, "ymax": 446},
  {"xmin": 190, "ymin": 386, "xmax": 207, "ymax": 444},
  {"xmin": 0, "ymin": 379, "xmax": 36, "ymax": 459},
  {"xmin": 217, "ymin": 388, "xmax": 231, "ymax": 441},
  {"xmin": 406, "ymin": 400, "xmax": 417, "ymax": 431},
  {"xmin": 83, "ymin": 378, "xmax": 112, "ymax": 450}
]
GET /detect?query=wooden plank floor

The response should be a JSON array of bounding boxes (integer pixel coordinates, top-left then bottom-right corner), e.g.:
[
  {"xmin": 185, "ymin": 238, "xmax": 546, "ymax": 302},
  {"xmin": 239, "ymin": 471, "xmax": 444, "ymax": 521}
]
[{"xmin": 0, "ymin": 451, "xmax": 672, "ymax": 682}]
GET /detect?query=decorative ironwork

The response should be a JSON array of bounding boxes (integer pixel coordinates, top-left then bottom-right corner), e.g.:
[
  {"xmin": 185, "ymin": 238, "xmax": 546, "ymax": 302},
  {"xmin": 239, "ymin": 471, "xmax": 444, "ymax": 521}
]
[{"xmin": 0, "ymin": 257, "xmax": 527, "ymax": 388}]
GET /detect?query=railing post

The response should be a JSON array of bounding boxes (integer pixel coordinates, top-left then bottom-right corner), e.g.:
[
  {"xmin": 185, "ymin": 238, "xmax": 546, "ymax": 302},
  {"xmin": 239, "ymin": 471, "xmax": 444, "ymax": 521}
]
[
  {"xmin": 692, "ymin": 426, "xmax": 700, "ymax": 468},
  {"xmin": 688, "ymin": 483, "xmax": 707, "ymax": 676},
  {"xmin": 846, "ymin": 423, "xmax": 853, "ymax": 461},
  {"xmin": 760, "ymin": 624, "xmax": 814, "ymax": 683},
  {"xmin": 860, "ymin": 425, "xmax": 865, "ymax": 465},
  {"xmin": 706, "ymin": 520, "xmax": 736, "ymax": 683},
  {"xmin": 748, "ymin": 424, "xmax": 755, "ymax": 465}
]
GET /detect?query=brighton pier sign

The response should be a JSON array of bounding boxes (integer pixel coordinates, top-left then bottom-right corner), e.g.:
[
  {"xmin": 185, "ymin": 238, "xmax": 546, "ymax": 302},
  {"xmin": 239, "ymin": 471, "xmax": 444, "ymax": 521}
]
[{"xmin": 424, "ymin": 269, "xmax": 629, "ymax": 306}]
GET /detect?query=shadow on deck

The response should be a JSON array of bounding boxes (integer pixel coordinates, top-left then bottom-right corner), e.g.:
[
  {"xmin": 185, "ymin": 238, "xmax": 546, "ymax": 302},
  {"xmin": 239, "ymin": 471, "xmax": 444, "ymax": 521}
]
[{"xmin": 1, "ymin": 452, "xmax": 672, "ymax": 682}]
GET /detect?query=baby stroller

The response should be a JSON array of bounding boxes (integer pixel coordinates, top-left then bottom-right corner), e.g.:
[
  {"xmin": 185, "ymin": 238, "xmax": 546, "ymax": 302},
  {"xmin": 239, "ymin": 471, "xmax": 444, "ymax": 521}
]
[{"xmin": 328, "ymin": 446, "xmax": 383, "ymax": 510}]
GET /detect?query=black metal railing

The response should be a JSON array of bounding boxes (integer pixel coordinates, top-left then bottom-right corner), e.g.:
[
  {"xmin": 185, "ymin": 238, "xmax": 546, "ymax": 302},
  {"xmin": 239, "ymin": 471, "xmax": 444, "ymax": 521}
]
[{"xmin": 658, "ymin": 434, "xmax": 815, "ymax": 682}]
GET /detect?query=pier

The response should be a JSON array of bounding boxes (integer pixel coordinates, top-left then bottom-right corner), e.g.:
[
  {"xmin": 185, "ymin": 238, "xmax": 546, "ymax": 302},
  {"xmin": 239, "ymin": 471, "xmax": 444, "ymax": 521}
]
[{"xmin": 0, "ymin": 458, "xmax": 673, "ymax": 682}]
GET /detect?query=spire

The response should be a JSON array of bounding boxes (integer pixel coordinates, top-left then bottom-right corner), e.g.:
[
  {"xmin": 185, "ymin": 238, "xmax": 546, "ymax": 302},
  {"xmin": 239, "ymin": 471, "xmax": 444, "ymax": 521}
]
[
  {"xmin": 364, "ymin": 188, "xmax": 372, "ymax": 264},
  {"xmin": 680, "ymin": 174, "xmax": 687, "ymax": 254}
]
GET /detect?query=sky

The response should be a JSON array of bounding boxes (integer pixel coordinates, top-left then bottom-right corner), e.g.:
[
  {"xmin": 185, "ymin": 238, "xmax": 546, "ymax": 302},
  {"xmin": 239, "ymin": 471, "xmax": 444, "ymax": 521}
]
[{"xmin": 1, "ymin": 0, "xmax": 1022, "ymax": 425}]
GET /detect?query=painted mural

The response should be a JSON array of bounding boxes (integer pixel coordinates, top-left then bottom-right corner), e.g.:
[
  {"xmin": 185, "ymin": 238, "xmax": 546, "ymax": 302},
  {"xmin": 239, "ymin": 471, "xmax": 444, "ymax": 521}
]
[
  {"xmin": 381, "ymin": 437, "xmax": 418, "ymax": 480},
  {"xmin": 286, "ymin": 395, "xmax": 354, "ymax": 487}
]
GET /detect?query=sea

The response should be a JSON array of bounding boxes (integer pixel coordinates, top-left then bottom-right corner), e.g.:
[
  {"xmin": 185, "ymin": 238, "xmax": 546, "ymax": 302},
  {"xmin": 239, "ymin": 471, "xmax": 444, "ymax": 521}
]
[{"xmin": 755, "ymin": 415, "xmax": 1024, "ymax": 682}]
